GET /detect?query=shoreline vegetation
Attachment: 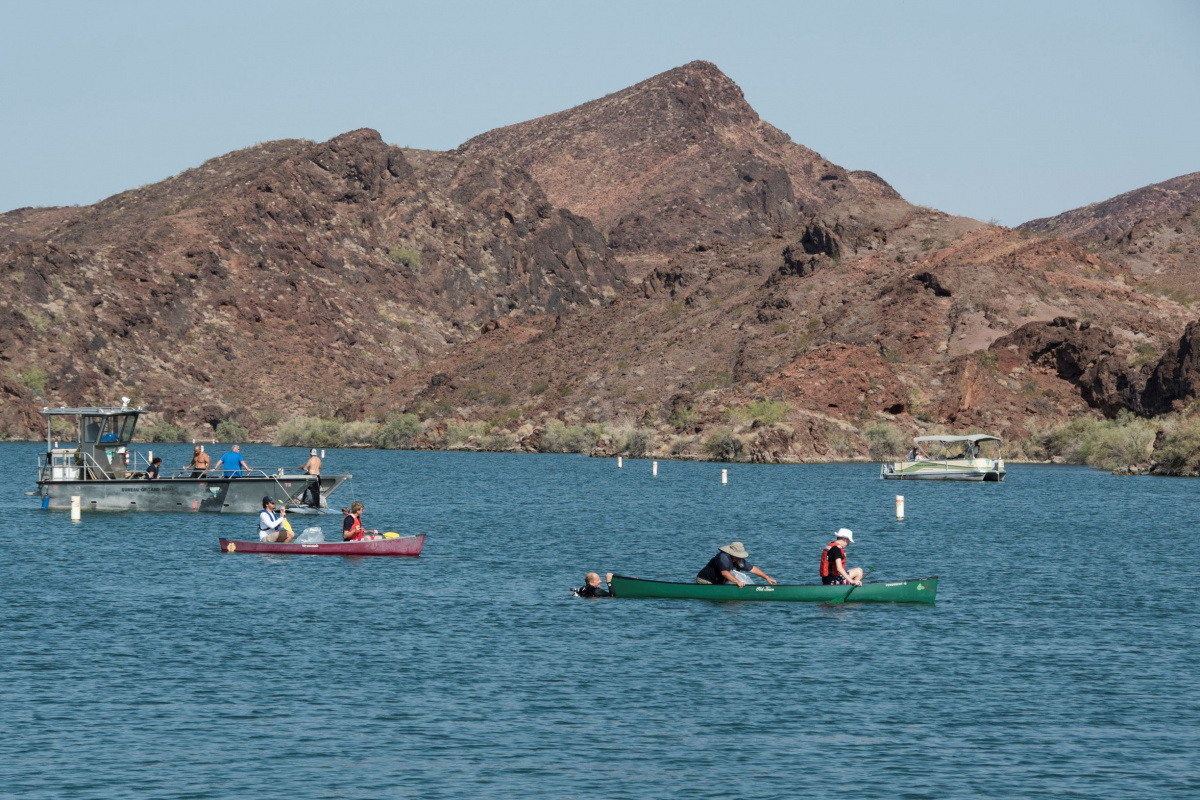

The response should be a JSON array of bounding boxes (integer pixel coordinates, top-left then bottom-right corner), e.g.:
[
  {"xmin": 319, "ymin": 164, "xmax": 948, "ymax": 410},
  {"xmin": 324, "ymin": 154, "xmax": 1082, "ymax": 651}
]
[{"xmin": 32, "ymin": 407, "xmax": 1200, "ymax": 477}]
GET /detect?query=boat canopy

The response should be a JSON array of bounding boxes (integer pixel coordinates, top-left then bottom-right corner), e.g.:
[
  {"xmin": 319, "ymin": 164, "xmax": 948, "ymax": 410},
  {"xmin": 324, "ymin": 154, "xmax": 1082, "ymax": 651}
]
[{"xmin": 913, "ymin": 434, "xmax": 1001, "ymax": 444}]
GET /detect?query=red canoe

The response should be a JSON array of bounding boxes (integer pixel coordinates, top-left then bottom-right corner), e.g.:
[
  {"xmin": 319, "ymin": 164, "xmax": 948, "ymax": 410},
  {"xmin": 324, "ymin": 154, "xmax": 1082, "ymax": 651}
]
[{"xmin": 218, "ymin": 534, "xmax": 425, "ymax": 557}]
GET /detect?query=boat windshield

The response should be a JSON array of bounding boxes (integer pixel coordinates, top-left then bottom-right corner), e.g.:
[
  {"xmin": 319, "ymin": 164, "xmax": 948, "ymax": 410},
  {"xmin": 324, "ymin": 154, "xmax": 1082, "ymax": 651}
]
[
  {"xmin": 914, "ymin": 436, "xmax": 1001, "ymax": 460},
  {"xmin": 81, "ymin": 413, "xmax": 139, "ymax": 445}
]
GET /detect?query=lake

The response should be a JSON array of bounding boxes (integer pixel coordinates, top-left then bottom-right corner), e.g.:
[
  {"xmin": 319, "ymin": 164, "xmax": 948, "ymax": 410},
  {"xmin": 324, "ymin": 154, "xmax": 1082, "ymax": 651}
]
[{"xmin": 2, "ymin": 443, "xmax": 1197, "ymax": 798}]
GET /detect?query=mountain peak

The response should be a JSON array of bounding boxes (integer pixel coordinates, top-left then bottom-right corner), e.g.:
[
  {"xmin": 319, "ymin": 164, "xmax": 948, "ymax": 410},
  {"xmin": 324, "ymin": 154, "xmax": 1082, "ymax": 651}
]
[{"xmin": 462, "ymin": 61, "xmax": 895, "ymax": 255}]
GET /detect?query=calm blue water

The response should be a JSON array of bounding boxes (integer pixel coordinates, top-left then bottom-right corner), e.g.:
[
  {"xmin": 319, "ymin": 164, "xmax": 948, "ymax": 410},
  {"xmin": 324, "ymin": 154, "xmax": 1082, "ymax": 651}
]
[{"xmin": 1, "ymin": 443, "xmax": 1197, "ymax": 798}]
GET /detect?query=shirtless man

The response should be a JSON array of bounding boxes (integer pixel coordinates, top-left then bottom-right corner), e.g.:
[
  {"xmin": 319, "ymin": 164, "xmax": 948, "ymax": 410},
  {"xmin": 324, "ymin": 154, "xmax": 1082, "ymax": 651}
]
[
  {"xmin": 302, "ymin": 448, "xmax": 322, "ymax": 507},
  {"xmin": 185, "ymin": 446, "xmax": 211, "ymax": 477}
]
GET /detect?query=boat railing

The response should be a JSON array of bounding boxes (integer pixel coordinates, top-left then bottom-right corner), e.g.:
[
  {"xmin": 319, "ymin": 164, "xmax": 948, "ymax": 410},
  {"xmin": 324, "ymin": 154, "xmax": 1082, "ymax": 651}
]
[{"xmin": 38, "ymin": 448, "xmax": 319, "ymax": 483}]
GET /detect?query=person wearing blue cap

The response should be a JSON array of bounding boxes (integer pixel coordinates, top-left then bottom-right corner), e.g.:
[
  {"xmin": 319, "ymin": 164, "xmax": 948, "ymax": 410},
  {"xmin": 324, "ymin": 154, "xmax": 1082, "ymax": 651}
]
[{"xmin": 258, "ymin": 496, "xmax": 293, "ymax": 543}]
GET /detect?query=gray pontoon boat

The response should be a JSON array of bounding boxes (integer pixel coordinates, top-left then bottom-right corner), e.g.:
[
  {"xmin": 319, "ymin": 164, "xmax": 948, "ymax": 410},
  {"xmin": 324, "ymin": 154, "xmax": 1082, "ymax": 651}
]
[{"xmin": 36, "ymin": 405, "xmax": 350, "ymax": 513}]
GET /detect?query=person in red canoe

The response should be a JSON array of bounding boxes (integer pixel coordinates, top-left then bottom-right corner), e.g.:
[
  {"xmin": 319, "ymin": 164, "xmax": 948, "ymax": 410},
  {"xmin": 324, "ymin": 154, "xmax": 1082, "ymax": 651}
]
[{"xmin": 342, "ymin": 501, "xmax": 381, "ymax": 541}]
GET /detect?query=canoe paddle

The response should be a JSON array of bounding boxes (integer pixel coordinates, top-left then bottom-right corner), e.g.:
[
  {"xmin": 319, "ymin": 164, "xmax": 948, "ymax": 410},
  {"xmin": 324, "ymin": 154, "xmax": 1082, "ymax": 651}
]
[{"xmin": 827, "ymin": 568, "xmax": 873, "ymax": 605}]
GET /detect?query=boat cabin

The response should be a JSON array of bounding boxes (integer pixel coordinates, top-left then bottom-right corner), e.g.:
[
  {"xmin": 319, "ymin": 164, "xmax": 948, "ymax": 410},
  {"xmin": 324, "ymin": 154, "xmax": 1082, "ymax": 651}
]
[{"xmin": 40, "ymin": 405, "xmax": 147, "ymax": 480}]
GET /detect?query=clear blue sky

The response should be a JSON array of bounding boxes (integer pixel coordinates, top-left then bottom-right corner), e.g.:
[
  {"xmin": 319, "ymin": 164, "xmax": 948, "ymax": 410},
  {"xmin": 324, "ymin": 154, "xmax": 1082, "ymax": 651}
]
[{"xmin": 1, "ymin": 0, "xmax": 1197, "ymax": 225}]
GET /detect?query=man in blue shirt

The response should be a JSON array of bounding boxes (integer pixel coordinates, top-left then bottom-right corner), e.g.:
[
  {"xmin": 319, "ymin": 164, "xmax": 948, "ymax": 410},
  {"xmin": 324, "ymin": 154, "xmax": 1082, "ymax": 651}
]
[
  {"xmin": 216, "ymin": 444, "xmax": 251, "ymax": 478},
  {"xmin": 696, "ymin": 541, "xmax": 777, "ymax": 588}
]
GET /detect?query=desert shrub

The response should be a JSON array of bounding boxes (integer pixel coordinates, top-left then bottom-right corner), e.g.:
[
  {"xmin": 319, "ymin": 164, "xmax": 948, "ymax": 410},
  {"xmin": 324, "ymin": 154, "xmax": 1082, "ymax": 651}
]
[
  {"xmin": 1085, "ymin": 414, "xmax": 1155, "ymax": 470},
  {"xmin": 445, "ymin": 420, "xmax": 489, "ymax": 447},
  {"xmin": 215, "ymin": 419, "xmax": 249, "ymax": 443},
  {"xmin": 863, "ymin": 422, "xmax": 908, "ymax": 461},
  {"xmin": 730, "ymin": 400, "xmax": 792, "ymax": 427},
  {"xmin": 20, "ymin": 365, "xmax": 47, "ymax": 395},
  {"xmin": 702, "ymin": 427, "xmax": 744, "ymax": 461},
  {"xmin": 539, "ymin": 421, "xmax": 601, "ymax": 453},
  {"xmin": 1042, "ymin": 413, "xmax": 1154, "ymax": 469},
  {"xmin": 668, "ymin": 405, "xmax": 700, "ymax": 431},
  {"xmin": 275, "ymin": 417, "xmax": 344, "ymax": 448},
  {"xmin": 615, "ymin": 427, "xmax": 654, "ymax": 457},
  {"xmin": 146, "ymin": 422, "xmax": 189, "ymax": 443},
  {"xmin": 341, "ymin": 421, "xmax": 379, "ymax": 446},
  {"xmin": 257, "ymin": 409, "xmax": 281, "ymax": 427},
  {"xmin": 388, "ymin": 247, "xmax": 421, "ymax": 272},
  {"xmin": 669, "ymin": 435, "xmax": 695, "ymax": 456},
  {"xmin": 376, "ymin": 414, "xmax": 423, "ymax": 449},
  {"xmin": 482, "ymin": 431, "xmax": 517, "ymax": 451},
  {"xmin": 1154, "ymin": 419, "xmax": 1200, "ymax": 473},
  {"xmin": 532, "ymin": 380, "xmax": 549, "ymax": 395},
  {"xmin": 1127, "ymin": 342, "xmax": 1160, "ymax": 369}
]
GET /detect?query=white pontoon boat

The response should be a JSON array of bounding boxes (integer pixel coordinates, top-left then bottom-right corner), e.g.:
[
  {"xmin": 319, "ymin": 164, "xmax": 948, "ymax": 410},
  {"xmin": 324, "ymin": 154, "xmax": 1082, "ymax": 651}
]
[{"xmin": 880, "ymin": 434, "xmax": 1005, "ymax": 482}]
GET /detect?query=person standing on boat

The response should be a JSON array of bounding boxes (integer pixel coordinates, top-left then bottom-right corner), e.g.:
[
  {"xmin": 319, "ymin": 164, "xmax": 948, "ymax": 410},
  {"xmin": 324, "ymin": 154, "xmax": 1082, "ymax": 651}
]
[
  {"xmin": 145, "ymin": 457, "xmax": 162, "ymax": 480},
  {"xmin": 342, "ymin": 501, "xmax": 380, "ymax": 541},
  {"xmin": 184, "ymin": 446, "xmax": 211, "ymax": 477},
  {"xmin": 820, "ymin": 529, "xmax": 863, "ymax": 586},
  {"xmin": 259, "ymin": 496, "xmax": 294, "ymax": 543},
  {"xmin": 696, "ymin": 542, "xmax": 777, "ymax": 588},
  {"xmin": 302, "ymin": 449, "xmax": 322, "ymax": 508},
  {"xmin": 216, "ymin": 445, "xmax": 251, "ymax": 478}
]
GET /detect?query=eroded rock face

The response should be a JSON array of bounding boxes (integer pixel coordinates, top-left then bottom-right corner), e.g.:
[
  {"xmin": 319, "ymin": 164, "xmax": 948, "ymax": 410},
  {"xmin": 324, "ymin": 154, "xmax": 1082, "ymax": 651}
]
[
  {"xmin": 991, "ymin": 317, "xmax": 1118, "ymax": 383},
  {"xmin": 0, "ymin": 128, "xmax": 623, "ymax": 433},
  {"xmin": 461, "ymin": 61, "xmax": 899, "ymax": 257},
  {"xmin": 1142, "ymin": 320, "xmax": 1200, "ymax": 415},
  {"xmin": 988, "ymin": 317, "xmax": 1146, "ymax": 416}
]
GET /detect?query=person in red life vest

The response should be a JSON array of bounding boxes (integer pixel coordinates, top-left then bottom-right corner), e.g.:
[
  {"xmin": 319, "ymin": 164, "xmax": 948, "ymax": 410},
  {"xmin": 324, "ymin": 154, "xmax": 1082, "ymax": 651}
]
[
  {"xmin": 696, "ymin": 541, "xmax": 777, "ymax": 588},
  {"xmin": 342, "ymin": 501, "xmax": 381, "ymax": 541},
  {"xmin": 820, "ymin": 528, "xmax": 863, "ymax": 586}
]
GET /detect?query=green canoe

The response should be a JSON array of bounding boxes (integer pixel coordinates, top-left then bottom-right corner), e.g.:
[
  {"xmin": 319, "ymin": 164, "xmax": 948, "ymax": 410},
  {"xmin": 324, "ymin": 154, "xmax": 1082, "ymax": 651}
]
[{"xmin": 608, "ymin": 575, "xmax": 938, "ymax": 604}]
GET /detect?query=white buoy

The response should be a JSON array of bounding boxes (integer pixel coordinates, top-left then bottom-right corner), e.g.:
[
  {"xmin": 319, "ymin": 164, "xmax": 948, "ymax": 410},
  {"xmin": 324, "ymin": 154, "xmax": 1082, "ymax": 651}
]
[
  {"xmin": 617, "ymin": 456, "xmax": 623, "ymax": 469},
  {"xmin": 896, "ymin": 495, "xmax": 905, "ymax": 520},
  {"xmin": 70, "ymin": 495, "xmax": 81, "ymax": 522},
  {"xmin": 722, "ymin": 468, "xmax": 728, "ymax": 485},
  {"xmin": 652, "ymin": 461, "xmax": 658, "ymax": 477},
  {"xmin": 148, "ymin": 450, "xmax": 153, "ymax": 463},
  {"xmin": 321, "ymin": 449, "xmax": 326, "ymax": 458}
]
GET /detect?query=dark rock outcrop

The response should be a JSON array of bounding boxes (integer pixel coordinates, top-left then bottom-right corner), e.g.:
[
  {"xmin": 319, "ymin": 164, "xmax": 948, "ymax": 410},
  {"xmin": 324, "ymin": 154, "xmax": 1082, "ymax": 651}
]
[{"xmin": 1141, "ymin": 319, "xmax": 1200, "ymax": 415}]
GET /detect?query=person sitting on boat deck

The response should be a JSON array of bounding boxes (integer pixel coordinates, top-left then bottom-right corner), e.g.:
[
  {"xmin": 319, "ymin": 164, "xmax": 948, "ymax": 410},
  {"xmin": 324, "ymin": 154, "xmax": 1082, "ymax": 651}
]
[
  {"xmin": 145, "ymin": 457, "xmax": 162, "ymax": 480},
  {"xmin": 184, "ymin": 446, "xmax": 211, "ymax": 477},
  {"xmin": 574, "ymin": 572, "xmax": 615, "ymax": 598},
  {"xmin": 302, "ymin": 448, "xmax": 322, "ymax": 508},
  {"xmin": 216, "ymin": 444, "xmax": 251, "ymax": 478},
  {"xmin": 820, "ymin": 528, "xmax": 863, "ymax": 586},
  {"xmin": 696, "ymin": 542, "xmax": 777, "ymax": 588},
  {"xmin": 258, "ymin": 496, "xmax": 294, "ymax": 543},
  {"xmin": 342, "ymin": 501, "xmax": 381, "ymax": 541}
]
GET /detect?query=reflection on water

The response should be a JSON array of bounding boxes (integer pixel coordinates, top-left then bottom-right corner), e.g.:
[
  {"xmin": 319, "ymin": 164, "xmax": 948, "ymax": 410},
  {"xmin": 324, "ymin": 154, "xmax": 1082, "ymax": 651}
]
[{"xmin": 2, "ymin": 443, "xmax": 1198, "ymax": 798}]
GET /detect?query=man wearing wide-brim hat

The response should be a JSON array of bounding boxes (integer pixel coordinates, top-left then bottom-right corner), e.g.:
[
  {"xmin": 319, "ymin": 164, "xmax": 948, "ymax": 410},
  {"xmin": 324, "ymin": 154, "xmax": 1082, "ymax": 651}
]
[{"xmin": 696, "ymin": 542, "xmax": 777, "ymax": 588}]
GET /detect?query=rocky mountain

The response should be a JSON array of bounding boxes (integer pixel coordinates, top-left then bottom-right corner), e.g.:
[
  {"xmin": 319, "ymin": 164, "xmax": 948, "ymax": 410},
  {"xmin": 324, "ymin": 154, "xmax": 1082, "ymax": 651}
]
[
  {"xmin": 1020, "ymin": 172, "xmax": 1200, "ymax": 296},
  {"xmin": 0, "ymin": 130, "xmax": 622, "ymax": 435},
  {"xmin": 2, "ymin": 61, "xmax": 1198, "ymax": 458},
  {"xmin": 461, "ymin": 61, "xmax": 900, "ymax": 265}
]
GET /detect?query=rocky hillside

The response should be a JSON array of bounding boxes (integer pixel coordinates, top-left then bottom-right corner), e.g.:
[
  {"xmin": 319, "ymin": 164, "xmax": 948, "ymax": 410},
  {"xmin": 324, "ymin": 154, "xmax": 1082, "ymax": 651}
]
[
  {"xmin": 1020, "ymin": 172, "xmax": 1200, "ymax": 296},
  {"xmin": 3, "ymin": 61, "xmax": 1198, "ymax": 460},
  {"xmin": 461, "ymin": 61, "xmax": 900, "ymax": 266},
  {"xmin": 0, "ymin": 130, "xmax": 622, "ymax": 435}
]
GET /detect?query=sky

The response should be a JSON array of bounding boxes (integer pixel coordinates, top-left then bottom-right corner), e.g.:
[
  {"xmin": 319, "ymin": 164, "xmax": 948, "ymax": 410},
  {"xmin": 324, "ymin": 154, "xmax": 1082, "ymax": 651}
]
[{"xmin": 1, "ymin": 0, "xmax": 1197, "ymax": 225}]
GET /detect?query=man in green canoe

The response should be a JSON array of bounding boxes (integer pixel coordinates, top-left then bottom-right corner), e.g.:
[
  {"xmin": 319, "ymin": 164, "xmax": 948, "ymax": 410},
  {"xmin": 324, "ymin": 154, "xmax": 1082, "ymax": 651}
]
[{"xmin": 696, "ymin": 542, "xmax": 777, "ymax": 588}]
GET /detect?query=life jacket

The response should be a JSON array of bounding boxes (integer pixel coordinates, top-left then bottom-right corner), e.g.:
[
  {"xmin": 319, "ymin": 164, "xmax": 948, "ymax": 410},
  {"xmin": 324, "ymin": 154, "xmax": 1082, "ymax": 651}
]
[
  {"xmin": 820, "ymin": 541, "xmax": 843, "ymax": 578},
  {"xmin": 344, "ymin": 513, "xmax": 365, "ymax": 541}
]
